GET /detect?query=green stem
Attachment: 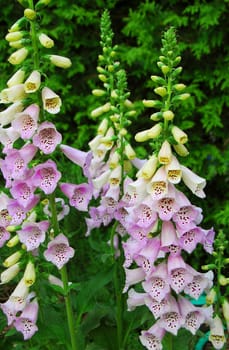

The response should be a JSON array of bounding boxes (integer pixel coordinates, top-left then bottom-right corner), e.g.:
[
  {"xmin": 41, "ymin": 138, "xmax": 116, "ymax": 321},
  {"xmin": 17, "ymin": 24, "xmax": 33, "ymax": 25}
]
[
  {"xmin": 49, "ymin": 192, "xmax": 78, "ymax": 350},
  {"xmin": 167, "ymin": 332, "xmax": 173, "ymax": 350}
]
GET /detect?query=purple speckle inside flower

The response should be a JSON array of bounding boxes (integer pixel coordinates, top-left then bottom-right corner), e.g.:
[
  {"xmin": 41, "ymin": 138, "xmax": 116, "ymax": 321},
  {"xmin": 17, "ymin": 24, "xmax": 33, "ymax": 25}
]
[{"xmin": 162, "ymin": 312, "xmax": 180, "ymax": 332}]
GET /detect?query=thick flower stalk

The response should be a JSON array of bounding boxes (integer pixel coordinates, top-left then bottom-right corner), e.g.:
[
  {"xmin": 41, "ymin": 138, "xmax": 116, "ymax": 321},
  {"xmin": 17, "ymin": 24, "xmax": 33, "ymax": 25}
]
[
  {"xmin": 0, "ymin": 1, "xmax": 76, "ymax": 348},
  {"xmin": 119, "ymin": 28, "xmax": 217, "ymax": 350}
]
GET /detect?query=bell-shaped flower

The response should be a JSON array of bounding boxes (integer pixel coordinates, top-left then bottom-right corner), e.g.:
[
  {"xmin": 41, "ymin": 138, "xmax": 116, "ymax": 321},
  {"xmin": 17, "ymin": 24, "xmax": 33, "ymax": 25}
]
[
  {"xmin": 32, "ymin": 160, "xmax": 61, "ymax": 194},
  {"xmin": 42, "ymin": 87, "xmax": 62, "ymax": 114},
  {"xmin": 9, "ymin": 277, "xmax": 29, "ymax": 312},
  {"xmin": 157, "ymin": 295, "xmax": 184, "ymax": 335},
  {"xmin": 0, "ymin": 226, "xmax": 11, "ymax": 247},
  {"xmin": 173, "ymin": 204, "xmax": 202, "ymax": 235},
  {"xmin": 184, "ymin": 267, "xmax": 214, "ymax": 300},
  {"xmin": 178, "ymin": 295, "xmax": 213, "ymax": 335},
  {"xmin": 167, "ymin": 254, "xmax": 193, "ymax": 293},
  {"xmin": 38, "ymin": 33, "xmax": 54, "ymax": 48},
  {"xmin": 0, "ymin": 84, "xmax": 26, "ymax": 104},
  {"xmin": 60, "ymin": 182, "xmax": 92, "ymax": 211},
  {"xmin": 171, "ymin": 125, "xmax": 188, "ymax": 144},
  {"xmin": 24, "ymin": 70, "xmax": 41, "ymax": 93},
  {"xmin": 17, "ymin": 220, "xmax": 49, "ymax": 251},
  {"xmin": 165, "ymin": 155, "xmax": 182, "ymax": 184},
  {"xmin": 7, "ymin": 197, "xmax": 39, "ymax": 225},
  {"xmin": 142, "ymin": 262, "xmax": 170, "ymax": 302},
  {"xmin": 158, "ymin": 140, "xmax": 172, "ymax": 165},
  {"xmin": 209, "ymin": 315, "xmax": 226, "ymax": 349},
  {"xmin": 60, "ymin": 144, "xmax": 92, "ymax": 177},
  {"xmin": 11, "ymin": 104, "xmax": 39, "ymax": 140},
  {"xmin": 0, "ymin": 299, "xmax": 17, "ymax": 325},
  {"xmin": 135, "ymin": 238, "xmax": 161, "ymax": 277},
  {"xmin": 127, "ymin": 288, "xmax": 148, "ymax": 311},
  {"xmin": 0, "ymin": 101, "xmax": 24, "ymax": 127},
  {"xmin": 0, "ymin": 126, "xmax": 20, "ymax": 152},
  {"xmin": 123, "ymin": 267, "xmax": 145, "ymax": 293},
  {"xmin": 44, "ymin": 233, "xmax": 74, "ymax": 270},
  {"xmin": 13, "ymin": 299, "xmax": 38, "ymax": 340},
  {"xmin": 122, "ymin": 237, "xmax": 145, "ymax": 268},
  {"xmin": 146, "ymin": 166, "xmax": 168, "ymax": 200},
  {"xmin": 8, "ymin": 47, "xmax": 29, "ymax": 65},
  {"xmin": 7, "ymin": 69, "xmax": 25, "ymax": 87},
  {"xmin": 181, "ymin": 165, "xmax": 206, "ymax": 198},
  {"xmin": 125, "ymin": 177, "xmax": 149, "ymax": 206},
  {"xmin": 1, "ymin": 143, "xmax": 37, "ymax": 184},
  {"xmin": 139, "ymin": 323, "xmax": 165, "ymax": 350},
  {"xmin": 145, "ymin": 295, "xmax": 169, "ymax": 319},
  {"xmin": 32, "ymin": 121, "xmax": 62, "ymax": 154},
  {"xmin": 179, "ymin": 227, "xmax": 205, "ymax": 253},
  {"xmin": 201, "ymin": 227, "xmax": 215, "ymax": 254},
  {"xmin": 155, "ymin": 184, "xmax": 179, "ymax": 221},
  {"xmin": 10, "ymin": 180, "xmax": 37, "ymax": 208},
  {"xmin": 92, "ymin": 169, "xmax": 111, "ymax": 192},
  {"xmin": 0, "ymin": 263, "xmax": 20, "ymax": 284},
  {"xmin": 101, "ymin": 185, "xmax": 120, "ymax": 214}
]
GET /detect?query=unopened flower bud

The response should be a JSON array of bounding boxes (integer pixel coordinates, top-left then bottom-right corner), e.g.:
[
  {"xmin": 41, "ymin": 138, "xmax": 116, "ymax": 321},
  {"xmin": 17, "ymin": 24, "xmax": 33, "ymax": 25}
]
[
  {"xmin": 154, "ymin": 87, "xmax": 167, "ymax": 97},
  {"xmin": 174, "ymin": 83, "xmax": 186, "ymax": 91},
  {"xmin": 111, "ymin": 90, "xmax": 118, "ymax": 99},
  {"xmin": 206, "ymin": 288, "xmax": 217, "ymax": 305},
  {"xmin": 91, "ymin": 102, "xmax": 111, "ymax": 118},
  {"xmin": 173, "ymin": 66, "xmax": 183, "ymax": 75},
  {"xmin": 23, "ymin": 261, "xmax": 36, "ymax": 286},
  {"xmin": 5, "ymin": 31, "xmax": 24, "ymax": 42},
  {"xmin": 143, "ymin": 99, "xmax": 162, "ymax": 108},
  {"xmin": 135, "ymin": 123, "xmax": 162, "ymax": 142},
  {"xmin": 174, "ymin": 56, "xmax": 182, "ymax": 65},
  {"xmin": 8, "ymin": 17, "xmax": 27, "ymax": 32},
  {"xmin": 120, "ymin": 128, "xmax": 127, "ymax": 136},
  {"xmin": 150, "ymin": 112, "xmax": 162, "ymax": 121},
  {"xmin": 109, "ymin": 151, "xmax": 120, "ymax": 169},
  {"xmin": 124, "ymin": 99, "xmax": 133, "ymax": 108},
  {"xmin": 201, "ymin": 264, "xmax": 216, "ymax": 271},
  {"xmin": 92, "ymin": 89, "xmax": 106, "ymax": 97},
  {"xmin": 48, "ymin": 55, "xmax": 72, "ymax": 68},
  {"xmin": 24, "ymin": 8, "xmax": 37, "ymax": 20},
  {"xmin": 219, "ymin": 275, "xmax": 229, "ymax": 286},
  {"xmin": 97, "ymin": 118, "xmax": 108, "ymax": 135},
  {"xmin": 125, "ymin": 110, "xmax": 136, "ymax": 117},
  {"xmin": 176, "ymin": 93, "xmax": 190, "ymax": 101},
  {"xmin": 173, "ymin": 143, "xmax": 189, "ymax": 157},
  {"xmin": 38, "ymin": 33, "xmax": 54, "ymax": 48},
  {"xmin": 171, "ymin": 125, "xmax": 188, "ymax": 144},
  {"xmin": 98, "ymin": 74, "xmax": 107, "ymax": 82},
  {"xmin": 222, "ymin": 299, "xmax": 229, "ymax": 321},
  {"xmin": 125, "ymin": 143, "xmax": 136, "ymax": 160},
  {"xmin": 9, "ymin": 40, "xmax": 24, "ymax": 49},
  {"xmin": 136, "ymin": 154, "xmax": 158, "ymax": 180},
  {"xmin": 158, "ymin": 140, "xmax": 172, "ymax": 165},
  {"xmin": 3, "ymin": 251, "xmax": 22, "ymax": 268},
  {"xmin": 161, "ymin": 65, "xmax": 170, "ymax": 74},
  {"xmin": 163, "ymin": 110, "xmax": 174, "ymax": 121},
  {"xmin": 8, "ymin": 47, "xmax": 29, "ymax": 65},
  {"xmin": 0, "ymin": 263, "xmax": 20, "ymax": 284},
  {"xmin": 35, "ymin": 0, "xmax": 51, "ymax": 10},
  {"xmin": 150, "ymin": 75, "xmax": 165, "ymax": 84},
  {"xmin": 7, "ymin": 69, "xmax": 25, "ymax": 87},
  {"xmin": 108, "ymin": 64, "xmax": 114, "ymax": 72},
  {"xmin": 6, "ymin": 235, "xmax": 19, "ymax": 247},
  {"xmin": 110, "ymin": 113, "xmax": 120, "ymax": 122}
]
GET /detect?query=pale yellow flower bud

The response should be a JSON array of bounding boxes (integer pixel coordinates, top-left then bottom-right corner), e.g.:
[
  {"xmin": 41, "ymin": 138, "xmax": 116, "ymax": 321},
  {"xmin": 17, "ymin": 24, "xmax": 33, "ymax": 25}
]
[
  {"xmin": 154, "ymin": 87, "xmax": 167, "ymax": 97},
  {"xmin": 8, "ymin": 47, "xmax": 29, "ymax": 65},
  {"xmin": 92, "ymin": 89, "xmax": 106, "ymax": 97},
  {"xmin": 150, "ymin": 112, "xmax": 162, "ymax": 121},
  {"xmin": 5, "ymin": 31, "xmax": 24, "ymax": 42},
  {"xmin": 173, "ymin": 143, "xmax": 189, "ymax": 157},
  {"xmin": 124, "ymin": 99, "xmax": 133, "ymax": 108},
  {"xmin": 119, "ymin": 128, "xmax": 127, "ymax": 136},
  {"xmin": 0, "ymin": 263, "xmax": 20, "ymax": 284},
  {"xmin": 109, "ymin": 151, "xmax": 120, "ymax": 169},
  {"xmin": 38, "ymin": 33, "xmax": 54, "ymax": 48},
  {"xmin": 219, "ymin": 275, "xmax": 229, "ymax": 286},
  {"xmin": 222, "ymin": 299, "xmax": 229, "ymax": 321},
  {"xmin": 110, "ymin": 113, "xmax": 120, "ymax": 122},
  {"xmin": 49, "ymin": 55, "xmax": 72, "ymax": 68},
  {"xmin": 7, "ymin": 69, "xmax": 25, "ymax": 87},
  {"xmin": 163, "ymin": 110, "xmax": 174, "ymax": 121},
  {"xmin": 209, "ymin": 315, "xmax": 226, "ymax": 350},
  {"xmin": 0, "ymin": 84, "xmax": 26, "ymax": 103},
  {"xmin": 24, "ymin": 8, "xmax": 37, "ymax": 21},
  {"xmin": 135, "ymin": 123, "xmax": 162, "ymax": 142},
  {"xmin": 136, "ymin": 154, "xmax": 158, "ymax": 180},
  {"xmin": 158, "ymin": 140, "xmax": 172, "ymax": 165},
  {"xmin": 23, "ymin": 261, "xmax": 36, "ymax": 286},
  {"xmin": 91, "ymin": 102, "xmax": 111, "ymax": 118},
  {"xmin": 161, "ymin": 65, "xmax": 170, "ymax": 74},
  {"xmin": 24, "ymin": 70, "xmax": 41, "ymax": 93},
  {"xmin": 97, "ymin": 118, "xmax": 108, "ymax": 135},
  {"xmin": 165, "ymin": 155, "xmax": 181, "ymax": 184},
  {"xmin": 174, "ymin": 83, "xmax": 186, "ymax": 91},
  {"xmin": 143, "ymin": 99, "xmax": 158, "ymax": 107},
  {"xmin": 9, "ymin": 40, "xmax": 24, "ymax": 49},
  {"xmin": 171, "ymin": 125, "xmax": 188, "ymax": 144},
  {"xmin": 109, "ymin": 165, "xmax": 122, "ymax": 186},
  {"xmin": 125, "ymin": 143, "xmax": 136, "ymax": 160},
  {"xmin": 3, "ymin": 251, "xmax": 22, "ymax": 268},
  {"xmin": 176, "ymin": 93, "xmax": 190, "ymax": 100},
  {"xmin": 6, "ymin": 235, "xmax": 19, "ymax": 248},
  {"xmin": 98, "ymin": 74, "xmax": 107, "ymax": 82},
  {"xmin": 206, "ymin": 288, "xmax": 217, "ymax": 305}
]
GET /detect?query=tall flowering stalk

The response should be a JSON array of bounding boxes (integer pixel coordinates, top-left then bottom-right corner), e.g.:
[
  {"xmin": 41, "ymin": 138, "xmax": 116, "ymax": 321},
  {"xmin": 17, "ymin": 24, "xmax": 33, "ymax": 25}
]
[
  {"xmin": 0, "ymin": 1, "xmax": 77, "ymax": 348},
  {"xmin": 60, "ymin": 10, "xmax": 138, "ymax": 349},
  {"xmin": 119, "ymin": 28, "xmax": 217, "ymax": 349}
]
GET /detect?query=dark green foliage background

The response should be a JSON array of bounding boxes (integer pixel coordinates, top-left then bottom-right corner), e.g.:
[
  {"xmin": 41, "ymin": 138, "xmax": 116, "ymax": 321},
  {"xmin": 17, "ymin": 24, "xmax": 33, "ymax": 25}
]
[{"xmin": 0, "ymin": 1, "xmax": 229, "ymax": 348}]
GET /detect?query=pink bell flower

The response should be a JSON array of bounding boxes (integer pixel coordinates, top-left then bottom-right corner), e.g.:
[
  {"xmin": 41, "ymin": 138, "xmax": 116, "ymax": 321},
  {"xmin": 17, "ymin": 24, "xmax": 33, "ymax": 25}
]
[
  {"xmin": 17, "ymin": 221, "xmax": 49, "ymax": 251},
  {"xmin": 139, "ymin": 323, "xmax": 165, "ymax": 350},
  {"xmin": 32, "ymin": 159, "xmax": 61, "ymax": 194},
  {"xmin": 14, "ymin": 299, "xmax": 39, "ymax": 340},
  {"xmin": 44, "ymin": 233, "xmax": 74, "ymax": 270},
  {"xmin": 60, "ymin": 182, "xmax": 92, "ymax": 211},
  {"xmin": 11, "ymin": 104, "xmax": 39, "ymax": 139},
  {"xmin": 32, "ymin": 121, "xmax": 62, "ymax": 154}
]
